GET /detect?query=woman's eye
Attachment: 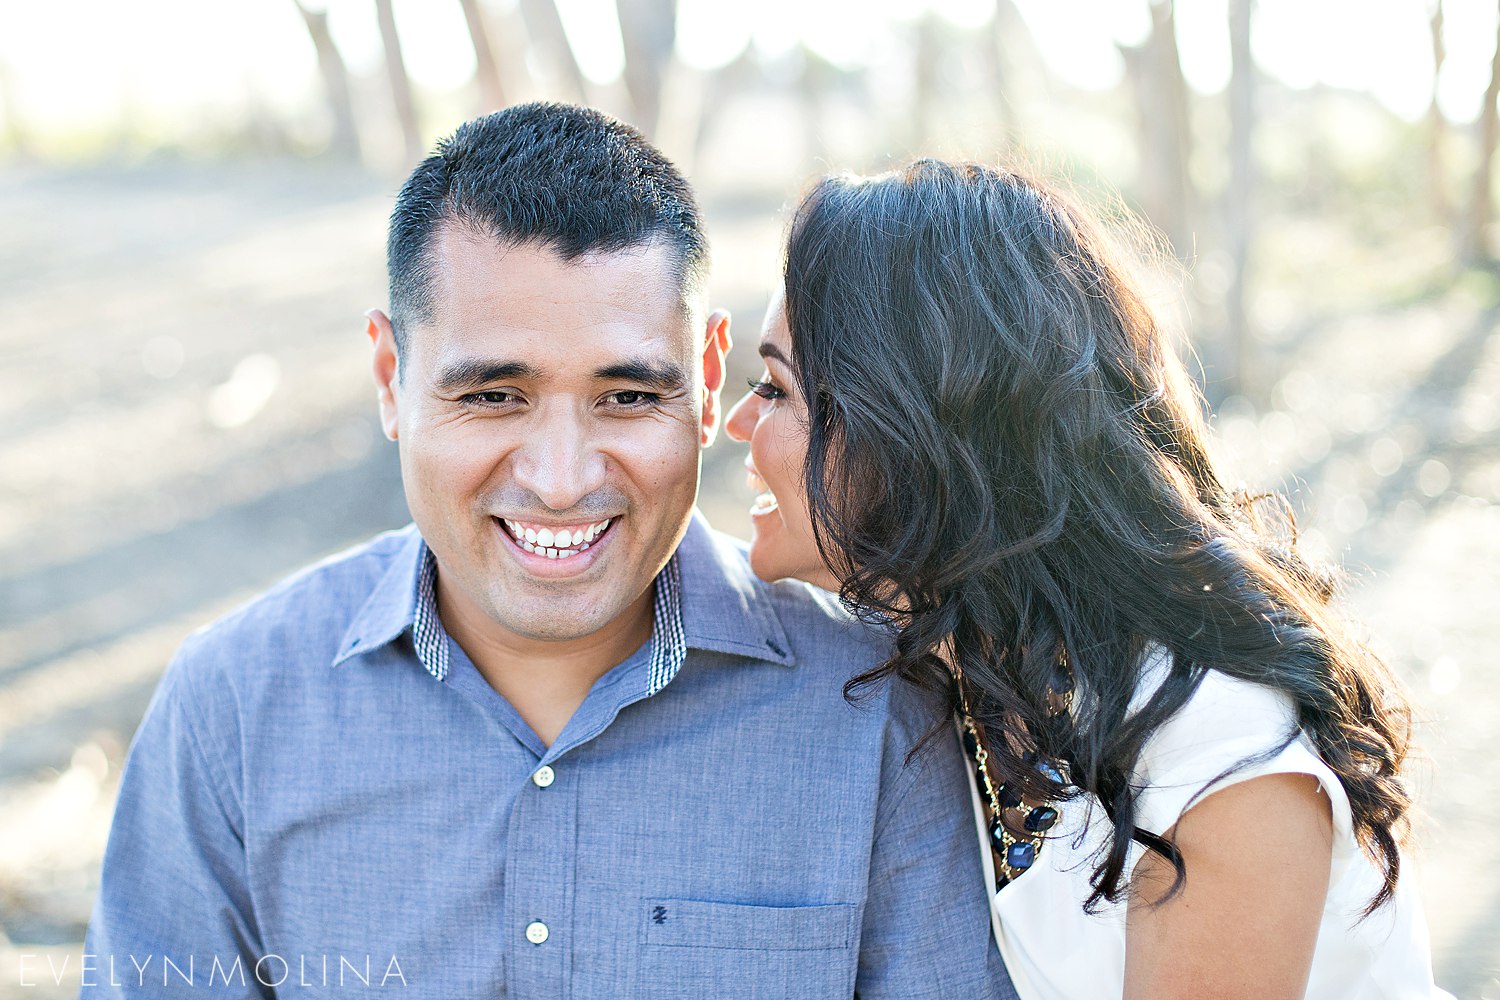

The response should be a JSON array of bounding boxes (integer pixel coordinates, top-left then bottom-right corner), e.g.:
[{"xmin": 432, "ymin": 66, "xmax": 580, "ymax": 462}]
[{"xmin": 747, "ymin": 377, "xmax": 784, "ymax": 401}]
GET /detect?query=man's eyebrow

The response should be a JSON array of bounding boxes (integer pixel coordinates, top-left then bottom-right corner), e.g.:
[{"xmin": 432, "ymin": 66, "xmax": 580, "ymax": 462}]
[
  {"xmin": 758, "ymin": 343, "xmax": 791, "ymax": 366},
  {"xmin": 593, "ymin": 360, "xmax": 688, "ymax": 391},
  {"xmin": 431, "ymin": 359, "xmax": 542, "ymax": 394}
]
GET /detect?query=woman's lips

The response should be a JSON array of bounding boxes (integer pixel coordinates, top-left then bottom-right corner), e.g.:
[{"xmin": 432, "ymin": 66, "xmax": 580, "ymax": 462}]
[{"xmin": 745, "ymin": 465, "xmax": 779, "ymax": 515}]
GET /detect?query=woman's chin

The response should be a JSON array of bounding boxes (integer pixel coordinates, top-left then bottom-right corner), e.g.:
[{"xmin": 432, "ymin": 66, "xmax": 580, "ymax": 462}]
[
  {"xmin": 799, "ymin": 567, "xmax": 843, "ymax": 594},
  {"xmin": 744, "ymin": 533, "xmax": 785, "ymax": 584},
  {"xmin": 747, "ymin": 534, "xmax": 841, "ymax": 593}
]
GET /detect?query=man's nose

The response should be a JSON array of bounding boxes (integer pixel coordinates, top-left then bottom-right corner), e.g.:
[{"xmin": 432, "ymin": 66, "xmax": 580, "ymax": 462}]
[
  {"xmin": 510, "ymin": 412, "xmax": 608, "ymax": 511},
  {"xmin": 724, "ymin": 389, "xmax": 760, "ymax": 443}
]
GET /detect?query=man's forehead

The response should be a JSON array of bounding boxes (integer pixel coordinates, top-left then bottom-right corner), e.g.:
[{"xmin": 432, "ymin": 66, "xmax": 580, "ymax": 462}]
[
  {"xmin": 427, "ymin": 350, "xmax": 691, "ymax": 398},
  {"xmin": 406, "ymin": 226, "xmax": 703, "ymax": 367},
  {"xmin": 424, "ymin": 326, "xmax": 692, "ymax": 382},
  {"xmin": 431, "ymin": 222, "xmax": 698, "ymax": 315}
]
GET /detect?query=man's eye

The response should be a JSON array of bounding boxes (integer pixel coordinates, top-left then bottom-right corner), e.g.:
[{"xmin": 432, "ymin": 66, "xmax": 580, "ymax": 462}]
[
  {"xmin": 467, "ymin": 390, "xmax": 518, "ymax": 407},
  {"xmin": 609, "ymin": 390, "xmax": 660, "ymax": 407}
]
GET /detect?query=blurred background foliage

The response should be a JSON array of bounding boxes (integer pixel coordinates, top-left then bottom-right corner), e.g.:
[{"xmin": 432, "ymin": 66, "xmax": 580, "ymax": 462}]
[{"xmin": 1, "ymin": 0, "xmax": 1498, "ymax": 995}]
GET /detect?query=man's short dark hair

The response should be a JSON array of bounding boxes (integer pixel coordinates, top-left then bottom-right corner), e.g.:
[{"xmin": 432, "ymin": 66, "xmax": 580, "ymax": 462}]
[{"xmin": 386, "ymin": 102, "xmax": 708, "ymax": 362}]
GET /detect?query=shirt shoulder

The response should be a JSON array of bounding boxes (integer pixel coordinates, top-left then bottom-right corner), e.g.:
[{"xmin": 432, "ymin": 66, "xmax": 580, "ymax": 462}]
[
  {"xmin": 1131, "ymin": 647, "xmax": 1347, "ymax": 838},
  {"xmin": 171, "ymin": 525, "xmax": 418, "ymax": 687},
  {"xmin": 709, "ymin": 530, "xmax": 947, "ymax": 737},
  {"xmin": 679, "ymin": 522, "xmax": 932, "ymax": 731},
  {"xmin": 684, "ymin": 522, "xmax": 893, "ymax": 663}
]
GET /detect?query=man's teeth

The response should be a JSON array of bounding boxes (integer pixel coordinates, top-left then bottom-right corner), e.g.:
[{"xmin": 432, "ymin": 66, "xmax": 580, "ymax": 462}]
[{"xmin": 503, "ymin": 518, "xmax": 611, "ymax": 558}]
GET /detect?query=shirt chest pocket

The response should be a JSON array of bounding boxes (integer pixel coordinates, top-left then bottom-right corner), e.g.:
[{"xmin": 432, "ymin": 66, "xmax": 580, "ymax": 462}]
[{"xmin": 636, "ymin": 898, "xmax": 858, "ymax": 999}]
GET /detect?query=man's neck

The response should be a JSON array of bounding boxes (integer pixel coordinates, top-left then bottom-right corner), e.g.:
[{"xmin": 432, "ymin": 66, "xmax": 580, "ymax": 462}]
[{"xmin": 435, "ymin": 580, "xmax": 656, "ymax": 748}]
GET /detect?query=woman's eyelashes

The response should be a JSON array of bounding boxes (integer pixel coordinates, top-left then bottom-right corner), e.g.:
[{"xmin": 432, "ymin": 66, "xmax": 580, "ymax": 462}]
[{"xmin": 747, "ymin": 376, "xmax": 785, "ymax": 401}]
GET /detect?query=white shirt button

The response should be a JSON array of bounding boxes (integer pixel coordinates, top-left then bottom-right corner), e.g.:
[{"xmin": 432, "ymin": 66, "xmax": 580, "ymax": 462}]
[
  {"xmin": 532, "ymin": 765, "xmax": 555, "ymax": 788},
  {"xmin": 525, "ymin": 921, "xmax": 549, "ymax": 944}
]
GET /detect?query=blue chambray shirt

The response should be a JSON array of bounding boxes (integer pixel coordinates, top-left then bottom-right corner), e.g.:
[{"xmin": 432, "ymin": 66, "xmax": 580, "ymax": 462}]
[{"xmin": 82, "ymin": 513, "xmax": 1016, "ymax": 998}]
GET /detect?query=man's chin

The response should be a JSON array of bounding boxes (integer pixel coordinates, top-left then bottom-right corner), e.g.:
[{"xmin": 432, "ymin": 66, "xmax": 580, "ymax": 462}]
[
  {"xmin": 486, "ymin": 588, "xmax": 635, "ymax": 644},
  {"xmin": 496, "ymin": 619, "xmax": 628, "ymax": 646}
]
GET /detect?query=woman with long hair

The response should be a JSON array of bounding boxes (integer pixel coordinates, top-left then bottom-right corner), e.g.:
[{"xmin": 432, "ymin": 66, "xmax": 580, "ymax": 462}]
[{"xmin": 724, "ymin": 160, "xmax": 1448, "ymax": 999}]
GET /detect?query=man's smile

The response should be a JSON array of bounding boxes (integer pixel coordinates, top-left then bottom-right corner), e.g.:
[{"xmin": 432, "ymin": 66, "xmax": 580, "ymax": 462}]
[
  {"xmin": 500, "ymin": 517, "xmax": 614, "ymax": 558},
  {"xmin": 494, "ymin": 515, "xmax": 620, "ymax": 577}
]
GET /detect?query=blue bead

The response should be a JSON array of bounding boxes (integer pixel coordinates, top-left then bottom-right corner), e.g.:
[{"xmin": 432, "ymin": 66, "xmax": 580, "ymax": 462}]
[
  {"xmin": 962, "ymin": 729, "xmax": 979, "ymax": 757},
  {"xmin": 1006, "ymin": 842, "xmax": 1036, "ymax": 870},
  {"xmin": 1024, "ymin": 806, "xmax": 1059, "ymax": 833}
]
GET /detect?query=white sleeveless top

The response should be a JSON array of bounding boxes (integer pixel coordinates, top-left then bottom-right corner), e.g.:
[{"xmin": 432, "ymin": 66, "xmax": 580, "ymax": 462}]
[{"xmin": 970, "ymin": 648, "xmax": 1452, "ymax": 999}]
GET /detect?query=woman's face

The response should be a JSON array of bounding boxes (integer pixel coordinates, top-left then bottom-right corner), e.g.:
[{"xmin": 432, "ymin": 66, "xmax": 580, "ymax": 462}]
[{"xmin": 724, "ymin": 295, "xmax": 841, "ymax": 591}]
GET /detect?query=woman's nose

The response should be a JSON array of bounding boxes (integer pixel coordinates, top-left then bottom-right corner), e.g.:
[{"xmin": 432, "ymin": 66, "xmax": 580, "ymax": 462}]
[{"xmin": 724, "ymin": 389, "xmax": 760, "ymax": 443}]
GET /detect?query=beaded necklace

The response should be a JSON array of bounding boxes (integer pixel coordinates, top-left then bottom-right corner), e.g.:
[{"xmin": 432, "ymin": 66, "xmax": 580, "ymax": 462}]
[{"xmin": 955, "ymin": 650, "xmax": 1075, "ymax": 889}]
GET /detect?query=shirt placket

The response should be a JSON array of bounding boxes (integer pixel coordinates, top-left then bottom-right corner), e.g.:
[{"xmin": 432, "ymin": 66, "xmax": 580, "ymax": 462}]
[{"xmin": 503, "ymin": 751, "xmax": 579, "ymax": 997}]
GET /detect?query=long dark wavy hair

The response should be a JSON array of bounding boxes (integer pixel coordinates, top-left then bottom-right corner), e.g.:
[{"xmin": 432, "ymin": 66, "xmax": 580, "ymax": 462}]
[{"xmin": 782, "ymin": 159, "xmax": 1413, "ymax": 912}]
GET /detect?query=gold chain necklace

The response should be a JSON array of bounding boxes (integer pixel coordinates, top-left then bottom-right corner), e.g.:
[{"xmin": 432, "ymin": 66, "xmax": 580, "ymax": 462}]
[{"xmin": 954, "ymin": 649, "xmax": 1074, "ymax": 888}]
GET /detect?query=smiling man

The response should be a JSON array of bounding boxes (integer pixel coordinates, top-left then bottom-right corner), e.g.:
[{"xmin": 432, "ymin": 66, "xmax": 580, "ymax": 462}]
[
  {"xmin": 82, "ymin": 104, "xmax": 1014, "ymax": 998},
  {"xmin": 376, "ymin": 223, "xmax": 719, "ymax": 747}
]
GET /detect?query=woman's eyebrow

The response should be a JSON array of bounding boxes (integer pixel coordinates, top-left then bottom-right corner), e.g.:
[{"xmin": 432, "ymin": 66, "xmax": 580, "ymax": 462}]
[{"xmin": 758, "ymin": 343, "xmax": 791, "ymax": 366}]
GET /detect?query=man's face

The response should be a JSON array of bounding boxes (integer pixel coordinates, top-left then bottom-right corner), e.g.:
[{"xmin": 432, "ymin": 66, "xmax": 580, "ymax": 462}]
[{"xmin": 368, "ymin": 228, "xmax": 729, "ymax": 646}]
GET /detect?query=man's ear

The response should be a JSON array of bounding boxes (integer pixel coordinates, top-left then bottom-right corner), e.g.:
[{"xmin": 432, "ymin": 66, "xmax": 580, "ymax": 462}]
[
  {"xmin": 366, "ymin": 308, "xmax": 401, "ymax": 441},
  {"xmin": 699, "ymin": 308, "xmax": 732, "ymax": 448}
]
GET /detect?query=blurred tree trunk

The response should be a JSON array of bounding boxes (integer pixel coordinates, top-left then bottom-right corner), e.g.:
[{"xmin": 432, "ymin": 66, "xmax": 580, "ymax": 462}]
[
  {"xmin": 985, "ymin": 0, "xmax": 1051, "ymax": 141},
  {"xmin": 487, "ymin": 2, "xmax": 540, "ymax": 106},
  {"xmin": 374, "ymin": 0, "xmax": 424, "ymax": 164},
  {"xmin": 1464, "ymin": 0, "xmax": 1500, "ymax": 263},
  {"xmin": 1122, "ymin": 0, "xmax": 1194, "ymax": 258},
  {"xmin": 517, "ymin": 0, "xmax": 591, "ymax": 103},
  {"xmin": 293, "ymin": 1, "xmax": 362, "ymax": 160},
  {"xmin": 1225, "ymin": 0, "xmax": 1255, "ymax": 395},
  {"xmin": 664, "ymin": 46, "xmax": 757, "ymax": 177},
  {"xmin": 796, "ymin": 47, "xmax": 833, "ymax": 166},
  {"xmin": 459, "ymin": 0, "xmax": 507, "ymax": 113},
  {"xmin": 912, "ymin": 12, "xmax": 942, "ymax": 150},
  {"xmin": 615, "ymin": 0, "xmax": 677, "ymax": 136},
  {"xmin": 0, "ymin": 60, "xmax": 27, "ymax": 158},
  {"xmin": 981, "ymin": 0, "xmax": 1027, "ymax": 138},
  {"xmin": 1428, "ymin": 0, "xmax": 1448, "ymax": 218}
]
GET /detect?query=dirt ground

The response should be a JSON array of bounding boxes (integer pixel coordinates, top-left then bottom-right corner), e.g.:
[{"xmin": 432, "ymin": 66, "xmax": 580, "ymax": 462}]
[{"xmin": 0, "ymin": 157, "xmax": 1495, "ymax": 997}]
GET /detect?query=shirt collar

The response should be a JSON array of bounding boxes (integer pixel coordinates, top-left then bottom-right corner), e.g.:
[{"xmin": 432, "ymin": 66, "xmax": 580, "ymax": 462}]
[
  {"xmin": 674, "ymin": 511, "xmax": 795, "ymax": 667},
  {"xmin": 332, "ymin": 511, "xmax": 795, "ymax": 680},
  {"xmin": 333, "ymin": 525, "xmax": 427, "ymax": 670}
]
